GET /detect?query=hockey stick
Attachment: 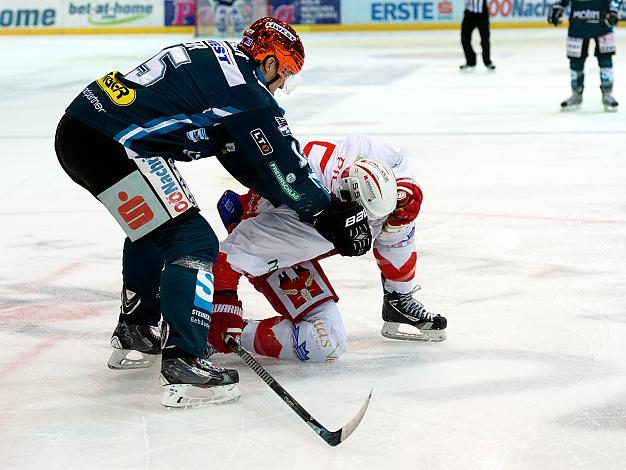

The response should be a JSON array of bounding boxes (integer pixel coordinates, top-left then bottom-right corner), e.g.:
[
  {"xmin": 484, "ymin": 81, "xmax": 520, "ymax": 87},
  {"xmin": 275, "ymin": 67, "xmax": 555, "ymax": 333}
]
[{"xmin": 226, "ymin": 336, "xmax": 372, "ymax": 447}]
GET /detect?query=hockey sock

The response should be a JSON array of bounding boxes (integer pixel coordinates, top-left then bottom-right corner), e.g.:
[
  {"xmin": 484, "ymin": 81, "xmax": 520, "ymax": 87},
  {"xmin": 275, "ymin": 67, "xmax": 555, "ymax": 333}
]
[{"xmin": 160, "ymin": 263, "xmax": 213, "ymax": 358}]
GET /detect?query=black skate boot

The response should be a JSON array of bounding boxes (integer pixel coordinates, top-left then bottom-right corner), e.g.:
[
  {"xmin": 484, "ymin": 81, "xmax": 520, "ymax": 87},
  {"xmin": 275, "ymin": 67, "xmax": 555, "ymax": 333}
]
[
  {"xmin": 561, "ymin": 86, "xmax": 583, "ymax": 111},
  {"xmin": 108, "ymin": 322, "xmax": 161, "ymax": 370},
  {"xmin": 381, "ymin": 286, "xmax": 447, "ymax": 342},
  {"xmin": 108, "ymin": 288, "xmax": 161, "ymax": 369},
  {"xmin": 601, "ymin": 86, "xmax": 619, "ymax": 112},
  {"xmin": 160, "ymin": 346, "xmax": 241, "ymax": 408}
]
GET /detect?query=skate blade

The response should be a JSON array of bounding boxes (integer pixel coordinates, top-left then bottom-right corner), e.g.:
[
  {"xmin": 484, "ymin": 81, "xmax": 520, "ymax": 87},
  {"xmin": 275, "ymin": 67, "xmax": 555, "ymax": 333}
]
[
  {"xmin": 160, "ymin": 380, "xmax": 241, "ymax": 408},
  {"xmin": 560, "ymin": 104, "xmax": 581, "ymax": 112},
  {"xmin": 604, "ymin": 105, "xmax": 618, "ymax": 112},
  {"xmin": 108, "ymin": 347, "xmax": 158, "ymax": 370},
  {"xmin": 381, "ymin": 321, "xmax": 447, "ymax": 342}
]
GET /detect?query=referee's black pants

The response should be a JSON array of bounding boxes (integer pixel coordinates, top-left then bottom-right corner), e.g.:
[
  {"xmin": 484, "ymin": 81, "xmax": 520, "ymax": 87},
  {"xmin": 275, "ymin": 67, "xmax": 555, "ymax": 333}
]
[{"xmin": 461, "ymin": 9, "xmax": 492, "ymax": 66}]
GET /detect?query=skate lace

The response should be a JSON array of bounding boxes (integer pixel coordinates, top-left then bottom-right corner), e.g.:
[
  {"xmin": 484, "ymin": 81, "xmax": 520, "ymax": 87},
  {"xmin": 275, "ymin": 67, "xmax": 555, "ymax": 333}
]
[
  {"xmin": 195, "ymin": 356, "xmax": 224, "ymax": 373},
  {"xmin": 398, "ymin": 286, "xmax": 435, "ymax": 322}
]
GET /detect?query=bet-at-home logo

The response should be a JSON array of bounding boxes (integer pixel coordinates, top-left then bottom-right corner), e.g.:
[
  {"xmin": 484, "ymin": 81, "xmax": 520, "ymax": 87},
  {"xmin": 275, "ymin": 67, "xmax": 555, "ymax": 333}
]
[{"xmin": 68, "ymin": 2, "xmax": 154, "ymax": 25}]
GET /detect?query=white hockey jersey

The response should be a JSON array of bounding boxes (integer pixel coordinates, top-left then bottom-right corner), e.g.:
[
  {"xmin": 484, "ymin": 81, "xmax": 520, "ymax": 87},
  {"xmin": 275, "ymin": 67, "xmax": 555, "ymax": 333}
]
[
  {"xmin": 302, "ymin": 134, "xmax": 415, "ymax": 199},
  {"xmin": 220, "ymin": 134, "xmax": 417, "ymax": 278}
]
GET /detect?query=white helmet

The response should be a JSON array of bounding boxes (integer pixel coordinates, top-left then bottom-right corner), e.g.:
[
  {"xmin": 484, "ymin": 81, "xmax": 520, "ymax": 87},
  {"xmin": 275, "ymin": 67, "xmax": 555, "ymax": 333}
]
[{"xmin": 336, "ymin": 158, "xmax": 397, "ymax": 219}]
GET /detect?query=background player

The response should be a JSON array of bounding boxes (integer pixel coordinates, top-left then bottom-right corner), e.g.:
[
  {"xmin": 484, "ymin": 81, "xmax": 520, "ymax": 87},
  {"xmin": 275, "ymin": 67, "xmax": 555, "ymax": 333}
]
[
  {"xmin": 54, "ymin": 18, "xmax": 372, "ymax": 407},
  {"xmin": 215, "ymin": 0, "xmax": 244, "ymax": 36},
  {"xmin": 548, "ymin": 0, "xmax": 621, "ymax": 111},
  {"xmin": 208, "ymin": 135, "xmax": 447, "ymax": 362}
]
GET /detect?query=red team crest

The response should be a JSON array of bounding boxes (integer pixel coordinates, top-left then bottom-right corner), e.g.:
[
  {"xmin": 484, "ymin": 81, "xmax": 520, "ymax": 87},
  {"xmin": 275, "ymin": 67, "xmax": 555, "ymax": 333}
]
[
  {"xmin": 253, "ymin": 260, "xmax": 339, "ymax": 322},
  {"xmin": 278, "ymin": 264, "xmax": 324, "ymax": 309}
]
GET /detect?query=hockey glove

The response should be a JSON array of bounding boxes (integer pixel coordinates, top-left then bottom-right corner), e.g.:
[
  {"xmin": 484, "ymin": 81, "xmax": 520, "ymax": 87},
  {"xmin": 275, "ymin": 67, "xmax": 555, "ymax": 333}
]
[
  {"xmin": 312, "ymin": 196, "xmax": 372, "ymax": 257},
  {"xmin": 208, "ymin": 293, "xmax": 244, "ymax": 354},
  {"xmin": 216, "ymin": 189, "xmax": 261, "ymax": 233},
  {"xmin": 605, "ymin": 10, "xmax": 619, "ymax": 27},
  {"xmin": 384, "ymin": 179, "xmax": 423, "ymax": 233},
  {"xmin": 548, "ymin": 4, "xmax": 564, "ymax": 26}
]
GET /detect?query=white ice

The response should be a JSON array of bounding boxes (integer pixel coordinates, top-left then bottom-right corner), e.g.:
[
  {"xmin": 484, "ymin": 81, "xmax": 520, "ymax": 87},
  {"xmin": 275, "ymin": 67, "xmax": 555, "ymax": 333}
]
[{"xmin": 1, "ymin": 29, "xmax": 626, "ymax": 470}]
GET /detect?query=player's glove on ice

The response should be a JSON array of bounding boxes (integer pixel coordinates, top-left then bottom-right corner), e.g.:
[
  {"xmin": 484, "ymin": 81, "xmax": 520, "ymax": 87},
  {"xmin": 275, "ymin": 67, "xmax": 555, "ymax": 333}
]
[
  {"xmin": 217, "ymin": 189, "xmax": 261, "ymax": 233},
  {"xmin": 311, "ymin": 196, "xmax": 372, "ymax": 257},
  {"xmin": 548, "ymin": 4, "xmax": 564, "ymax": 26},
  {"xmin": 208, "ymin": 293, "xmax": 244, "ymax": 353},
  {"xmin": 605, "ymin": 10, "xmax": 619, "ymax": 27},
  {"xmin": 384, "ymin": 178, "xmax": 423, "ymax": 232}
]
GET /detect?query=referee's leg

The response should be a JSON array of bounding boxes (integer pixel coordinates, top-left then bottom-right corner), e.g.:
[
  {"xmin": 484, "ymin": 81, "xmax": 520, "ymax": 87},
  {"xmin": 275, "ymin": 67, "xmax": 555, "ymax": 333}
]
[
  {"xmin": 478, "ymin": 10, "xmax": 492, "ymax": 66},
  {"xmin": 461, "ymin": 12, "xmax": 477, "ymax": 66}
]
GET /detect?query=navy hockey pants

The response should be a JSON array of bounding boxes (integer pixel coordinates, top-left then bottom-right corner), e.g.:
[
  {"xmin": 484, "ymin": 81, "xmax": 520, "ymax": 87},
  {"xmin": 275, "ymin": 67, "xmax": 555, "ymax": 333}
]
[{"xmin": 54, "ymin": 113, "xmax": 218, "ymax": 357}]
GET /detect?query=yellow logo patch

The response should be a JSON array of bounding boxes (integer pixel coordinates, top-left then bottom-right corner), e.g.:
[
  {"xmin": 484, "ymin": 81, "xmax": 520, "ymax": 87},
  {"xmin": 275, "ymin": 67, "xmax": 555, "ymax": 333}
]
[{"xmin": 96, "ymin": 71, "xmax": 136, "ymax": 106}]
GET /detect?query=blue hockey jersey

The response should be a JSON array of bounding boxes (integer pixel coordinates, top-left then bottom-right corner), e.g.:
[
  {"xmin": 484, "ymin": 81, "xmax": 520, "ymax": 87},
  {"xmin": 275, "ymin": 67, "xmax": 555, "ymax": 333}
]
[{"xmin": 66, "ymin": 39, "xmax": 329, "ymax": 218}]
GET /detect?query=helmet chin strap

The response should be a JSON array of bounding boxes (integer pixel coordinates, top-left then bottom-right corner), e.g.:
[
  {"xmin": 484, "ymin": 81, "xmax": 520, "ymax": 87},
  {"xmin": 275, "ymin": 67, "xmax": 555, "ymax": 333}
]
[{"xmin": 266, "ymin": 74, "xmax": 281, "ymax": 87}]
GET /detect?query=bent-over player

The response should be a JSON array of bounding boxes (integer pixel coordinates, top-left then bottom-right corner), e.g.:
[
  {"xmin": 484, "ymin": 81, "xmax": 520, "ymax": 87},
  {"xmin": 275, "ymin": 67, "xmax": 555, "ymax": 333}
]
[
  {"xmin": 208, "ymin": 134, "xmax": 447, "ymax": 362},
  {"xmin": 55, "ymin": 18, "xmax": 372, "ymax": 407}
]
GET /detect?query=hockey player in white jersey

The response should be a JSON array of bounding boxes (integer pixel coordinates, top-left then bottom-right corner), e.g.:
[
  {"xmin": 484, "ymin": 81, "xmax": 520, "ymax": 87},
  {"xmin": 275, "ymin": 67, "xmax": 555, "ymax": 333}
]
[{"xmin": 210, "ymin": 134, "xmax": 447, "ymax": 362}]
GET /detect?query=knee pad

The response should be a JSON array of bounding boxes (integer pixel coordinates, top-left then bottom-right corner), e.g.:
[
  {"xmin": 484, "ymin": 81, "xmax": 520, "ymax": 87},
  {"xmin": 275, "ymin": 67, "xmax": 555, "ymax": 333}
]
[{"xmin": 291, "ymin": 311, "xmax": 347, "ymax": 363}]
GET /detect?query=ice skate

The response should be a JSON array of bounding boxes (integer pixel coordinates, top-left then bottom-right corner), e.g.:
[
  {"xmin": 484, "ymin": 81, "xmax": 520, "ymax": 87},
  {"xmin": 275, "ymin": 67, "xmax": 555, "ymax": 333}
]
[
  {"xmin": 381, "ymin": 286, "xmax": 447, "ymax": 342},
  {"xmin": 485, "ymin": 63, "xmax": 496, "ymax": 71},
  {"xmin": 160, "ymin": 352, "xmax": 240, "ymax": 408},
  {"xmin": 560, "ymin": 87, "xmax": 583, "ymax": 111},
  {"xmin": 459, "ymin": 64, "xmax": 476, "ymax": 71},
  {"xmin": 601, "ymin": 86, "xmax": 619, "ymax": 112},
  {"xmin": 108, "ymin": 321, "xmax": 161, "ymax": 370}
]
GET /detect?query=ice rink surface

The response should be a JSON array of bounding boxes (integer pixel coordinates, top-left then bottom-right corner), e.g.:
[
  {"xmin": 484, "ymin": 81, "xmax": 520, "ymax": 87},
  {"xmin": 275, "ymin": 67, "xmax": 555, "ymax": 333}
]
[{"xmin": 1, "ymin": 28, "xmax": 626, "ymax": 469}]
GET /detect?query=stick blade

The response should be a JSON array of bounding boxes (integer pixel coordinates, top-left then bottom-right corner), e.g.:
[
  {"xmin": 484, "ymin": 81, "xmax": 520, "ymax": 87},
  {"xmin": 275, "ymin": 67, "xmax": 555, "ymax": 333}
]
[{"xmin": 322, "ymin": 389, "xmax": 373, "ymax": 447}]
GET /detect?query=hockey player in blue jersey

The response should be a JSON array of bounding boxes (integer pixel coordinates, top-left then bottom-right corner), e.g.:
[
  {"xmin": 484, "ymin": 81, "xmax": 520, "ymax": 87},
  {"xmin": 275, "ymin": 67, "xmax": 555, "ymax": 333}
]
[
  {"xmin": 548, "ymin": 0, "xmax": 621, "ymax": 111},
  {"xmin": 54, "ymin": 17, "xmax": 372, "ymax": 408},
  {"xmin": 215, "ymin": 0, "xmax": 244, "ymax": 35}
]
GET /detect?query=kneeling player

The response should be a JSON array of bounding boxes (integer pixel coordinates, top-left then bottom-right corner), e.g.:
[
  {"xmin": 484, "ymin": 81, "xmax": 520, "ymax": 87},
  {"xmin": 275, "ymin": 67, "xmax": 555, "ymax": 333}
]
[{"xmin": 208, "ymin": 135, "xmax": 447, "ymax": 362}]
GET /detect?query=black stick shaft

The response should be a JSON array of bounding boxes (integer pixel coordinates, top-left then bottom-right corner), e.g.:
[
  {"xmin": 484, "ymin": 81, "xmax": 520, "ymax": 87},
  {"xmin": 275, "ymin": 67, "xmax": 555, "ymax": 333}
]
[{"xmin": 226, "ymin": 337, "xmax": 332, "ymax": 440}]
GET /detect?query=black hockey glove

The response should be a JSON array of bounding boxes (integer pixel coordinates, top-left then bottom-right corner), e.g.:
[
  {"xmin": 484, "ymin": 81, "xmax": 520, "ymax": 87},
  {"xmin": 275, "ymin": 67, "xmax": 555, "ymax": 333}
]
[
  {"xmin": 311, "ymin": 197, "xmax": 372, "ymax": 257},
  {"xmin": 548, "ymin": 4, "xmax": 564, "ymax": 26},
  {"xmin": 605, "ymin": 10, "xmax": 619, "ymax": 27}
]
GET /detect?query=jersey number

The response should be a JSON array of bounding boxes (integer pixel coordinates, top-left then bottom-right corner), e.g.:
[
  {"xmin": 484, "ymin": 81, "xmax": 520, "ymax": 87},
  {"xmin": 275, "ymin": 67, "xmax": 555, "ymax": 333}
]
[
  {"xmin": 303, "ymin": 141, "xmax": 336, "ymax": 173},
  {"xmin": 125, "ymin": 45, "xmax": 192, "ymax": 86}
]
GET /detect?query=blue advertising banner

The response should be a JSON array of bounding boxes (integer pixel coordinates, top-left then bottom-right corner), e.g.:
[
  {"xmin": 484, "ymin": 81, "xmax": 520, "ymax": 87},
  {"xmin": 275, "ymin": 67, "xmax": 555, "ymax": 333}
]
[
  {"xmin": 270, "ymin": 0, "xmax": 340, "ymax": 24},
  {"xmin": 341, "ymin": 0, "xmax": 462, "ymax": 24}
]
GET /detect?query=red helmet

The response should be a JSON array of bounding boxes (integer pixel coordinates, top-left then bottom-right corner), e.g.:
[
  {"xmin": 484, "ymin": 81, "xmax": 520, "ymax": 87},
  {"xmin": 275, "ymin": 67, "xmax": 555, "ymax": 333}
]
[{"xmin": 239, "ymin": 17, "xmax": 305, "ymax": 77}]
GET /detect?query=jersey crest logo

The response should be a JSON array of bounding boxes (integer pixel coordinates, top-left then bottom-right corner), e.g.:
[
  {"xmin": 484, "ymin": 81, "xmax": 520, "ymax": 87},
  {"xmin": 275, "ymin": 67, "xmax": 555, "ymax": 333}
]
[
  {"xmin": 96, "ymin": 71, "xmax": 136, "ymax": 106},
  {"xmin": 278, "ymin": 265, "xmax": 324, "ymax": 309}
]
